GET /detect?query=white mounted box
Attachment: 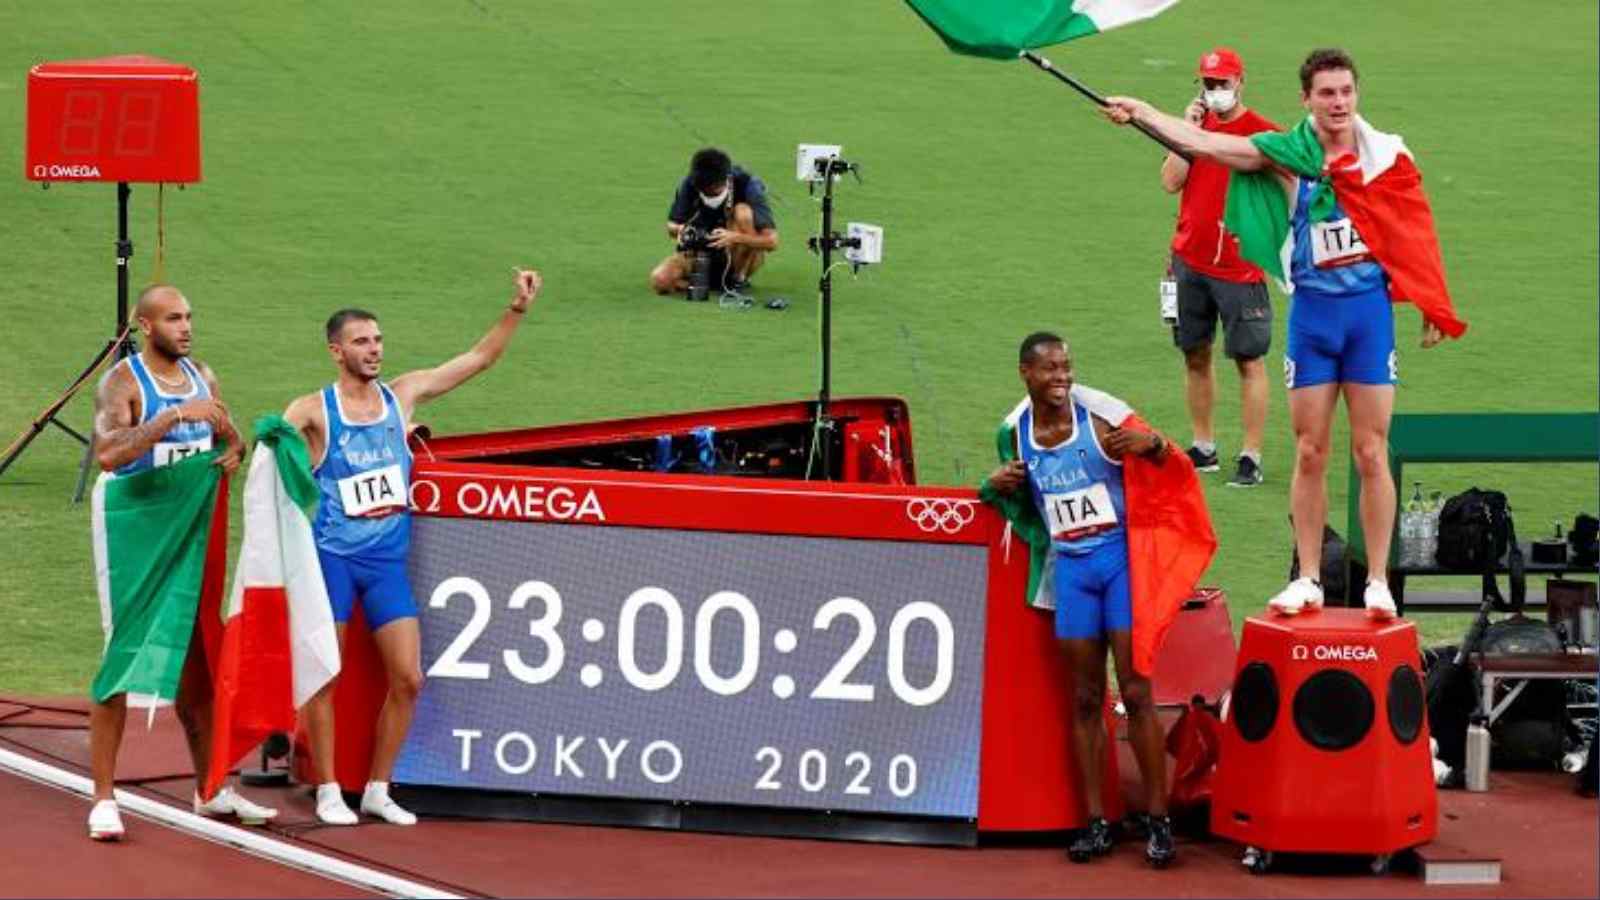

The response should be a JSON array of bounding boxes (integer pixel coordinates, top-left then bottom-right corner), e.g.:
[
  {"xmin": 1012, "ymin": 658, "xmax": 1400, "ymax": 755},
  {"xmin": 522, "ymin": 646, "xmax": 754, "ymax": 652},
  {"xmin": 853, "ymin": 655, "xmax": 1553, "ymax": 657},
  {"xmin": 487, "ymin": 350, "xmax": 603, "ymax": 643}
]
[
  {"xmin": 796, "ymin": 143, "xmax": 843, "ymax": 182},
  {"xmin": 846, "ymin": 223, "xmax": 883, "ymax": 265}
]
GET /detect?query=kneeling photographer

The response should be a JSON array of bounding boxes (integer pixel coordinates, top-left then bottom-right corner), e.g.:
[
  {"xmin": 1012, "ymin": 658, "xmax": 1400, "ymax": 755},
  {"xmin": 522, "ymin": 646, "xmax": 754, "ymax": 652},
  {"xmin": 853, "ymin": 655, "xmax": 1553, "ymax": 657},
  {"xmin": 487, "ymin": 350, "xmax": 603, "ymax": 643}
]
[{"xmin": 650, "ymin": 148, "xmax": 779, "ymax": 300}]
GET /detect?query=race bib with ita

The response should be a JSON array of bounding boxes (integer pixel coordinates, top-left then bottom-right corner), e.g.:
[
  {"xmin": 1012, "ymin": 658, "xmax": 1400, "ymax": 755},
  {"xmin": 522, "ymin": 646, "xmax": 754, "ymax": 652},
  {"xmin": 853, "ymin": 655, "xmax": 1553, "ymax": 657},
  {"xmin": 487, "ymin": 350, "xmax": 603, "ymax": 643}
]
[
  {"xmin": 1043, "ymin": 483, "xmax": 1119, "ymax": 540},
  {"xmin": 1310, "ymin": 216, "xmax": 1372, "ymax": 268},
  {"xmin": 153, "ymin": 436, "xmax": 212, "ymax": 468},
  {"xmin": 337, "ymin": 463, "xmax": 407, "ymax": 517}
]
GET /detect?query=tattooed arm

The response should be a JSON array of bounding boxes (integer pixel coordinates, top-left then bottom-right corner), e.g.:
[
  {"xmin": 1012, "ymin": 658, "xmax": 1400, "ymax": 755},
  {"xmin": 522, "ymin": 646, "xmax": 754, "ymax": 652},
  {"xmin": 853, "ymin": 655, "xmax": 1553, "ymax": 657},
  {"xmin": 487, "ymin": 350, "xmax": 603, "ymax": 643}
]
[{"xmin": 93, "ymin": 365, "xmax": 230, "ymax": 472}]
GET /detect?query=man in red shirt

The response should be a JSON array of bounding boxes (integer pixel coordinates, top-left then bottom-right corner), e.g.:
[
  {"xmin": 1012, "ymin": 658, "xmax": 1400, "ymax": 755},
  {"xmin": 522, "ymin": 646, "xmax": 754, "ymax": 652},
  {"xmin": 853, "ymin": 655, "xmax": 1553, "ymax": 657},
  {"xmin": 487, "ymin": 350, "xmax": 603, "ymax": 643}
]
[{"xmin": 1161, "ymin": 48, "xmax": 1279, "ymax": 487}]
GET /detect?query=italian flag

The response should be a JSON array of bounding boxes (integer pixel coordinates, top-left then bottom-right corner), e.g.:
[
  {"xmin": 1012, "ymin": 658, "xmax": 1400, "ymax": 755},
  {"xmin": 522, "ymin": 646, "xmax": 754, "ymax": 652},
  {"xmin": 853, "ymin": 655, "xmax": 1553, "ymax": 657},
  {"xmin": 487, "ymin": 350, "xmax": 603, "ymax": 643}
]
[
  {"xmin": 1224, "ymin": 115, "xmax": 1468, "ymax": 337},
  {"xmin": 203, "ymin": 416, "xmax": 340, "ymax": 798},
  {"xmin": 90, "ymin": 454, "xmax": 227, "ymax": 712},
  {"xmin": 905, "ymin": 0, "xmax": 1180, "ymax": 59}
]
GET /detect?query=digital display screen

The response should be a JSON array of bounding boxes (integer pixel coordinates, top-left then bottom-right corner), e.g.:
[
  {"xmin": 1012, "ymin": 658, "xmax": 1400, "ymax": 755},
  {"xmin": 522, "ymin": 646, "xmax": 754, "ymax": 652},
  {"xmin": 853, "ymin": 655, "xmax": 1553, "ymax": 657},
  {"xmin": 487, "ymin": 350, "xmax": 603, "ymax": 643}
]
[
  {"xmin": 51, "ymin": 88, "xmax": 163, "ymax": 158},
  {"xmin": 26, "ymin": 62, "xmax": 201, "ymax": 183},
  {"xmin": 394, "ymin": 516, "xmax": 989, "ymax": 819}
]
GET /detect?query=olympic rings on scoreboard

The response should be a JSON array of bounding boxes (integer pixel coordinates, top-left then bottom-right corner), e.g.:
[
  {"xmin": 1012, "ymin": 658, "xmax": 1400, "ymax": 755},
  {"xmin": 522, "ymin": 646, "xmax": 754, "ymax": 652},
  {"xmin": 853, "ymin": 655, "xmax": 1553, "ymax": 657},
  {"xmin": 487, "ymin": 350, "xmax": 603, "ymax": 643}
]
[{"xmin": 904, "ymin": 498, "xmax": 977, "ymax": 534}]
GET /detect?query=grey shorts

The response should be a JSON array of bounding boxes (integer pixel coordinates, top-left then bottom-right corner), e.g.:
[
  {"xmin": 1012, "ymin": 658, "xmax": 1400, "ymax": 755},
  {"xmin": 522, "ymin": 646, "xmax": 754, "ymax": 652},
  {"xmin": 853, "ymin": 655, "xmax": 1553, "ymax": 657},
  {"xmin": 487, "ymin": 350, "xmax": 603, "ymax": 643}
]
[{"xmin": 1171, "ymin": 254, "xmax": 1272, "ymax": 360}]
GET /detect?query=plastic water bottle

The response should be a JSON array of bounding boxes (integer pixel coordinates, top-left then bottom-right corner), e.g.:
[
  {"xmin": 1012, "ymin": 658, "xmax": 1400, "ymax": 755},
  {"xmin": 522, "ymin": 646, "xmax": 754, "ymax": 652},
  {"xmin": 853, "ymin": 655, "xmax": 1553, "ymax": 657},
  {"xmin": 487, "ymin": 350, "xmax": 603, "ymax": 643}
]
[
  {"xmin": 1421, "ymin": 491, "xmax": 1444, "ymax": 568},
  {"xmin": 1465, "ymin": 715, "xmax": 1491, "ymax": 792},
  {"xmin": 1401, "ymin": 483, "xmax": 1425, "ymax": 566}
]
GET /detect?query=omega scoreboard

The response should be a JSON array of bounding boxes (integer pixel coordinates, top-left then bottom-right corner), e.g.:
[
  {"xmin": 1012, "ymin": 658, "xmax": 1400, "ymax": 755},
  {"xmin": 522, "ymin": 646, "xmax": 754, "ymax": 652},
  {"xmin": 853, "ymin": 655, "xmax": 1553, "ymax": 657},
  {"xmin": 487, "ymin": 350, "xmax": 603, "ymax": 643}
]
[
  {"xmin": 26, "ymin": 55, "xmax": 201, "ymax": 183},
  {"xmin": 393, "ymin": 470, "xmax": 992, "ymax": 821}
]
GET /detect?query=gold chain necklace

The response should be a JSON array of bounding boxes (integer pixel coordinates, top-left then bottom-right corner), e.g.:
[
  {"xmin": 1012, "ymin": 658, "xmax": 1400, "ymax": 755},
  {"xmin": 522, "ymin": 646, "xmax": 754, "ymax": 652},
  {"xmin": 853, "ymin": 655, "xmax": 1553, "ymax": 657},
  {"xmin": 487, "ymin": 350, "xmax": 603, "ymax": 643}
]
[{"xmin": 148, "ymin": 365, "xmax": 188, "ymax": 389}]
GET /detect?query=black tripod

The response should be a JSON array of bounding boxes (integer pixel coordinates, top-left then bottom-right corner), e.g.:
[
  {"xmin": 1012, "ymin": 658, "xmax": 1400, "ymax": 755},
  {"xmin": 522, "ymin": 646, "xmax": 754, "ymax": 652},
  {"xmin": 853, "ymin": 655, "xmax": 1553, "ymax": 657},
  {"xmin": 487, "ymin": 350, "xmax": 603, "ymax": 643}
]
[
  {"xmin": 805, "ymin": 157, "xmax": 863, "ymax": 480},
  {"xmin": 0, "ymin": 182, "xmax": 139, "ymax": 501}
]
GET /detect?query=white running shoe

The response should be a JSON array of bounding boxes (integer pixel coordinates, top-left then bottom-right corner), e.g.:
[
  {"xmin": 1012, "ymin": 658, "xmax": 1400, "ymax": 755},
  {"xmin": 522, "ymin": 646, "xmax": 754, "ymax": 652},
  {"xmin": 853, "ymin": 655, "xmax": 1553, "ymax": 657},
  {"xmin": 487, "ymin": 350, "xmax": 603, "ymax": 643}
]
[
  {"xmin": 88, "ymin": 799, "xmax": 124, "ymax": 842},
  {"xmin": 1364, "ymin": 581, "xmax": 1397, "ymax": 621},
  {"xmin": 194, "ymin": 785, "xmax": 279, "ymax": 825},
  {"xmin": 360, "ymin": 782, "xmax": 418, "ymax": 826},
  {"xmin": 1268, "ymin": 577, "xmax": 1324, "ymax": 617},
  {"xmin": 315, "ymin": 783, "xmax": 358, "ymax": 826}
]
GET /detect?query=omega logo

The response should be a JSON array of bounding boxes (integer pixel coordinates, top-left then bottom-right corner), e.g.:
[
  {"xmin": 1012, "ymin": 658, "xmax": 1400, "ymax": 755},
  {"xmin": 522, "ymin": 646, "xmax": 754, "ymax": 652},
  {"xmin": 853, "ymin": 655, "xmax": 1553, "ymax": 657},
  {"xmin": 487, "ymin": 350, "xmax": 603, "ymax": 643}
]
[{"xmin": 1291, "ymin": 643, "xmax": 1377, "ymax": 662}]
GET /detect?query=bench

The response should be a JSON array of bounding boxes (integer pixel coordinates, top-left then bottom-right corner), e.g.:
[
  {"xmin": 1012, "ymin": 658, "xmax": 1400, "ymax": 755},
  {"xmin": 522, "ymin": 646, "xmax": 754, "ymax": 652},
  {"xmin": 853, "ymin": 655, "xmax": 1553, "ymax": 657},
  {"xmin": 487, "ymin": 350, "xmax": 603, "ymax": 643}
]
[{"xmin": 1343, "ymin": 412, "xmax": 1599, "ymax": 614}]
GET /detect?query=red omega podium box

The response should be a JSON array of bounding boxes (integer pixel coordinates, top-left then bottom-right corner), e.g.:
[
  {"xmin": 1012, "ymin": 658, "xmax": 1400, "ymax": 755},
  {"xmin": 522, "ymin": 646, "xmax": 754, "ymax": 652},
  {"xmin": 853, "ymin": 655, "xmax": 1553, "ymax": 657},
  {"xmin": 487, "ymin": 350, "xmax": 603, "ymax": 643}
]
[{"xmin": 1211, "ymin": 608, "xmax": 1437, "ymax": 871}]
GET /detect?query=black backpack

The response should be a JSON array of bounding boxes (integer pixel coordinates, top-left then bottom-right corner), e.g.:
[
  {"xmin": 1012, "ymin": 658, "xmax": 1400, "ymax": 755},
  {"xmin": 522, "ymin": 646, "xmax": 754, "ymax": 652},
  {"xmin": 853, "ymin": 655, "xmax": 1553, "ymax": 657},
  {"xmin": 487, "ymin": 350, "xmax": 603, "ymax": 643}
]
[
  {"xmin": 1570, "ymin": 513, "xmax": 1599, "ymax": 567},
  {"xmin": 1436, "ymin": 488, "xmax": 1512, "ymax": 572},
  {"xmin": 1479, "ymin": 615, "xmax": 1568, "ymax": 768},
  {"xmin": 1436, "ymin": 488, "xmax": 1524, "ymax": 612}
]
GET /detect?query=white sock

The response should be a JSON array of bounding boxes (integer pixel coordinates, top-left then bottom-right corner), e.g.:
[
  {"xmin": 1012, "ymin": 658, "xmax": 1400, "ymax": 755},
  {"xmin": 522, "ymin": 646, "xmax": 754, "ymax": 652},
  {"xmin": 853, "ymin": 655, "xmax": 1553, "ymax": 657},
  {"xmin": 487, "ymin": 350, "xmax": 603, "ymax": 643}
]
[
  {"xmin": 1240, "ymin": 449, "xmax": 1261, "ymax": 464},
  {"xmin": 317, "ymin": 782, "xmax": 342, "ymax": 801},
  {"xmin": 1193, "ymin": 440, "xmax": 1216, "ymax": 455},
  {"xmin": 364, "ymin": 781, "xmax": 389, "ymax": 798}
]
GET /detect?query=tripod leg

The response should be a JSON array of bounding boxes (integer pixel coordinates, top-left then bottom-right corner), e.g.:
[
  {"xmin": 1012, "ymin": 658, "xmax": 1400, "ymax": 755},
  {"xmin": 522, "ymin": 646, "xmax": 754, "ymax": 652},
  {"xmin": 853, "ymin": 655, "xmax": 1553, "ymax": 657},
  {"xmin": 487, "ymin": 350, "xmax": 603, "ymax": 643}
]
[
  {"xmin": 74, "ymin": 433, "xmax": 99, "ymax": 504},
  {"xmin": 0, "ymin": 330, "xmax": 127, "ymax": 489},
  {"xmin": 49, "ymin": 418, "xmax": 91, "ymax": 446}
]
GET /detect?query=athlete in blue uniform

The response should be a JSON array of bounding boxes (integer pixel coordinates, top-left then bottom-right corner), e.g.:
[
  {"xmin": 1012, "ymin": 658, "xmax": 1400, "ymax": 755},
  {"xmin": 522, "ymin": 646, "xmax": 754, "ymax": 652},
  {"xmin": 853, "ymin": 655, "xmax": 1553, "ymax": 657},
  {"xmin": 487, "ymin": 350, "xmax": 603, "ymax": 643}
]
[
  {"xmin": 285, "ymin": 268, "xmax": 542, "ymax": 826},
  {"xmin": 1101, "ymin": 49, "xmax": 1450, "ymax": 619},
  {"xmin": 985, "ymin": 332, "xmax": 1178, "ymax": 867},
  {"xmin": 85, "ymin": 285, "xmax": 276, "ymax": 841}
]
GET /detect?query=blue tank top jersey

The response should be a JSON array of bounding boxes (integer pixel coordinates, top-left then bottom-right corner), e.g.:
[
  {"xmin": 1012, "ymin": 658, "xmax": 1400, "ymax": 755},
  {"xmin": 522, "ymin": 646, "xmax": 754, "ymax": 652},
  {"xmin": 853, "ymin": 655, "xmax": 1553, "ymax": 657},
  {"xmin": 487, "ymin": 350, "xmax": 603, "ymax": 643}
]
[
  {"xmin": 312, "ymin": 383, "xmax": 413, "ymax": 560},
  {"xmin": 1289, "ymin": 174, "xmax": 1388, "ymax": 298},
  {"xmin": 1019, "ymin": 399, "xmax": 1127, "ymax": 556},
  {"xmin": 114, "ymin": 353, "xmax": 214, "ymax": 477}
]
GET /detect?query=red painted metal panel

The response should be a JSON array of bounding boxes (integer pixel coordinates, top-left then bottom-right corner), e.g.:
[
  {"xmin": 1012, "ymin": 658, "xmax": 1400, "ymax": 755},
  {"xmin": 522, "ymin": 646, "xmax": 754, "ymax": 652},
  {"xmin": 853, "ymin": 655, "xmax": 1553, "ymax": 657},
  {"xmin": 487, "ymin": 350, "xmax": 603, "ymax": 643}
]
[
  {"xmin": 26, "ymin": 55, "xmax": 201, "ymax": 183},
  {"xmin": 301, "ymin": 398, "xmax": 1124, "ymax": 832}
]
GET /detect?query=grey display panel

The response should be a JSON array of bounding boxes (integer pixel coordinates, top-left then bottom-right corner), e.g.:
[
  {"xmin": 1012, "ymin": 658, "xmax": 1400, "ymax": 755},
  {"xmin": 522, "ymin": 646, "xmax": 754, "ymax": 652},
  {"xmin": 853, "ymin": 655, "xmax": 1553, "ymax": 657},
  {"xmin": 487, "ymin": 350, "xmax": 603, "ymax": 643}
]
[{"xmin": 395, "ymin": 516, "xmax": 989, "ymax": 818}]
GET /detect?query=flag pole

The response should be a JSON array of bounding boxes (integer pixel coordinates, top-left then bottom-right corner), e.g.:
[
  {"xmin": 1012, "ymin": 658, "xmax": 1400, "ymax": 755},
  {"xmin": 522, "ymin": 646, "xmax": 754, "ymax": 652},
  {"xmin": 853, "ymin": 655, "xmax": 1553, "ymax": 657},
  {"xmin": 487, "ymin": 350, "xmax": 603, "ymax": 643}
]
[{"xmin": 1019, "ymin": 50, "xmax": 1193, "ymax": 161}]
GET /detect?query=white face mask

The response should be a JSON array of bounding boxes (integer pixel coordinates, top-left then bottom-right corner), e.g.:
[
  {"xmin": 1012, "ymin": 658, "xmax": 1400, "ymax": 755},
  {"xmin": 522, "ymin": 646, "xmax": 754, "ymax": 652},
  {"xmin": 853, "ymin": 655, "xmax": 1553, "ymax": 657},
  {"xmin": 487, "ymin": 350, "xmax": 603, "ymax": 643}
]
[
  {"xmin": 698, "ymin": 186, "xmax": 730, "ymax": 208},
  {"xmin": 1203, "ymin": 88, "xmax": 1238, "ymax": 113}
]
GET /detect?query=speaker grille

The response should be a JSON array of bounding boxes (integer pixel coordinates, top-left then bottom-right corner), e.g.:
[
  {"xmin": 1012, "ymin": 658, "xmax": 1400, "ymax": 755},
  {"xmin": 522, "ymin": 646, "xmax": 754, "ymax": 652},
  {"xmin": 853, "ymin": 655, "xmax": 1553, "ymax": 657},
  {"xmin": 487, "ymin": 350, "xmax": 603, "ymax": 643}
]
[
  {"xmin": 1388, "ymin": 664, "xmax": 1424, "ymax": 745},
  {"xmin": 1232, "ymin": 662, "xmax": 1278, "ymax": 743},
  {"xmin": 1293, "ymin": 670, "xmax": 1375, "ymax": 751}
]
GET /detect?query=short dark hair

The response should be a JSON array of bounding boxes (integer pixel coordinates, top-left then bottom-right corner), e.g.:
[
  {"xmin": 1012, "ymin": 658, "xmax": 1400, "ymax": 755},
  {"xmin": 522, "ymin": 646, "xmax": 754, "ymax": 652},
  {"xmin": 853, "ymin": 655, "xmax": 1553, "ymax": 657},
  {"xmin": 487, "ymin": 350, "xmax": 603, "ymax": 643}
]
[
  {"xmin": 1299, "ymin": 48, "xmax": 1358, "ymax": 93},
  {"xmin": 689, "ymin": 147, "xmax": 733, "ymax": 191},
  {"xmin": 1019, "ymin": 331, "xmax": 1065, "ymax": 364},
  {"xmin": 326, "ymin": 308, "xmax": 378, "ymax": 343}
]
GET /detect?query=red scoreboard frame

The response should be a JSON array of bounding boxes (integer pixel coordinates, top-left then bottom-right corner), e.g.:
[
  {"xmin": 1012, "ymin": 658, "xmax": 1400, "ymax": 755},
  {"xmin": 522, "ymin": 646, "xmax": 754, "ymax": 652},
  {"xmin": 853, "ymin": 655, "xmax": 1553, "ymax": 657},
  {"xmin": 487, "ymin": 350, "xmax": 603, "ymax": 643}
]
[{"xmin": 25, "ymin": 55, "xmax": 201, "ymax": 183}]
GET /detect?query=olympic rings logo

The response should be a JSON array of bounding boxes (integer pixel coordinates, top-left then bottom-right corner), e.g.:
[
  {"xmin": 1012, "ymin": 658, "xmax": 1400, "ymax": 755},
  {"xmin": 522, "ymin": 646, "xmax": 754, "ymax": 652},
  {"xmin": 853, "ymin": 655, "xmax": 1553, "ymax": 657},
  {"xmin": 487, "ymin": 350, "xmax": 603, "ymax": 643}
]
[{"xmin": 905, "ymin": 498, "xmax": 976, "ymax": 534}]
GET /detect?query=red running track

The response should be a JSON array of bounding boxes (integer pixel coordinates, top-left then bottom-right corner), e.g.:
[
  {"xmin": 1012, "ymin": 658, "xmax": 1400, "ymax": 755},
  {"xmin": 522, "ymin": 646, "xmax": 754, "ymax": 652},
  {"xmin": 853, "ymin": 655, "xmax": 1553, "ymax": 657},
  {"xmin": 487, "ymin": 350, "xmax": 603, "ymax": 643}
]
[{"xmin": 1, "ymin": 695, "xmax": 1594, "ymax": 898}]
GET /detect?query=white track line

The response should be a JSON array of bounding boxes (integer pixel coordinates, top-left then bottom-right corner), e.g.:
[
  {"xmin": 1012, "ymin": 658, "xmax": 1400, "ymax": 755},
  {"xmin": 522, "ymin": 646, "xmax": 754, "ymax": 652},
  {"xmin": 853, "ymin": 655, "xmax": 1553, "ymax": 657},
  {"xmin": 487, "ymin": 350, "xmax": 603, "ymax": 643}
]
[{"xmin": 0, "ymin": 746, "xmax": 461, "ymax": 899}]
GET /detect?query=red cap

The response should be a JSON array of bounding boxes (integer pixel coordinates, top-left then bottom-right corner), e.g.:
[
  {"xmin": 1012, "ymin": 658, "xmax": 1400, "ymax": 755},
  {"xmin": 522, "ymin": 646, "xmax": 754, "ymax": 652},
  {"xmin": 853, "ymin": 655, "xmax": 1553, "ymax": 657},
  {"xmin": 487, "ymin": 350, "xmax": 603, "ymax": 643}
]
[{"xmin": 1198, "ymin": 47, "xmax": 1243, "ymax": 79}]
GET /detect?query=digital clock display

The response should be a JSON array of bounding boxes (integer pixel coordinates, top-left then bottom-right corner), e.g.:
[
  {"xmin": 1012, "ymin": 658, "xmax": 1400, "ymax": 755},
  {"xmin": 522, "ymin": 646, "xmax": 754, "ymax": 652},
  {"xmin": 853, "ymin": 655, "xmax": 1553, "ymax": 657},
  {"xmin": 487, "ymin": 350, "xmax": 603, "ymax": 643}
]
[
  {"xmin": 25, "ymin": 56, "xmax": 201, "ymax": 183},
  {"xmin": 394, "ymin": 515, "xmax": 989, "ymax": 818}
]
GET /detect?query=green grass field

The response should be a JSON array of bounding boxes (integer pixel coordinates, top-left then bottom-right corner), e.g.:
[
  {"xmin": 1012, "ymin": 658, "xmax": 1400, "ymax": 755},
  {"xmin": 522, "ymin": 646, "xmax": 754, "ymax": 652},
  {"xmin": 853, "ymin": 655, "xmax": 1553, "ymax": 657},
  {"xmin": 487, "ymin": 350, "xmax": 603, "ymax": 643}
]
[{"xmin": 2, "ymin": 1, "xmax": 1595, "ymax": 694}]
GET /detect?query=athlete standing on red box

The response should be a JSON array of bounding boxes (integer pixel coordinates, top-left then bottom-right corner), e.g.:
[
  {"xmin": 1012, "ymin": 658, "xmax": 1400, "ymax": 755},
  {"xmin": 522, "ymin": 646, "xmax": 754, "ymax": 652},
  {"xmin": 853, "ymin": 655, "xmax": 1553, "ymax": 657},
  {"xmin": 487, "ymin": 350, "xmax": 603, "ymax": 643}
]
[
  {"xmin": 1102, "ymin": 48, "xmax": 1466, "ymax": 619},
  {"xmin": 285, "ymin": 268, "xmax": 541, "ymax": 825}
]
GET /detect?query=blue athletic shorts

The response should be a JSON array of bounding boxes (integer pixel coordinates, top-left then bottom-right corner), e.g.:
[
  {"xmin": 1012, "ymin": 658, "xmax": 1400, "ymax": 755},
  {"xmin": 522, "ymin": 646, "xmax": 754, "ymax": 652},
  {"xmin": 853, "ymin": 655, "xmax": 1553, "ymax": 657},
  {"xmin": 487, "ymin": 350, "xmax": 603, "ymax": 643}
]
[
  {"xmin": 1284, "ymin": 286, "xmax": 1397, "ymax": 390},
  {"xmin": 1052, "ymin": 539, "xmax": 1133, "ymax": 640},
  {"xmin": 318, "ymin": 549, "xmax": 418, "ymax": 630}
]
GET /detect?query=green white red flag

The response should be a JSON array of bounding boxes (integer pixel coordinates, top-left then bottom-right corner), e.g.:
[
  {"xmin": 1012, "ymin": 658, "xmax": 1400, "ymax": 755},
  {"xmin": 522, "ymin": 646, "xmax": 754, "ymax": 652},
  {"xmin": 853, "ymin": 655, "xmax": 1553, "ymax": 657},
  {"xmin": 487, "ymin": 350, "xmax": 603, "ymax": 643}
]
[
  {"xmin": 203, "ymin": 416, "xmax": 340, "ymax": 798},
  {"xmin": 905, "ymin": 0, "xmax": 1180, "ymax": 59},
  {"xmin": 90, "ymin": 455, "xmax": 227, "ymax": 714}
]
